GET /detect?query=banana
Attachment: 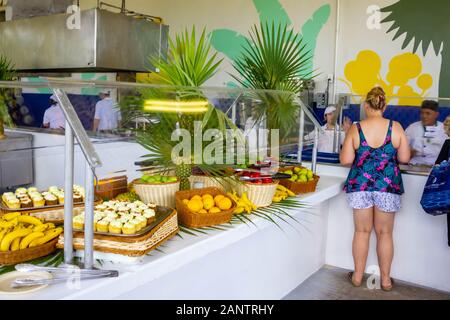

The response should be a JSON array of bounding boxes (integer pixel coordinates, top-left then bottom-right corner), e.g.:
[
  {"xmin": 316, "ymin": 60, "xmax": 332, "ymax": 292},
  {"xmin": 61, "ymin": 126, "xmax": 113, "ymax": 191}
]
[
  {"xmin": 17, "ymin": 215, "xmax": 43, "ymax": 226},
  {"xmin": 0, "ymin": 229, "xmax": 8, "ymax": 244},
  {"xmin": 0, "ymin": 228, "xmax": 32, "ymax": 251},
  {"xmin": 29, "ymin": 227, "xmax": 62, "ymax": 247},
  {"xmin": 11, "ymin": 237, "xmax": 22, "ymax": 251},
  {"xmin": 276, "ymin": 185, "xmax": 296, "ymax": 197},
  {"xmin": 0, "ymin": 219, "xmax": 18, "ymax": 229},
  {"xmin": 33, "ymin": 223, "xmax": 54, "ymax": 232},
  {"xmin": 2, "ymin": 212, "xmax": 20, "ymax": 221},
  {"xmin": 19, "ymin": 232, "xmax": 44, "ymax": 249},
  {"xmin": 241, "ymin": 192, "xmax": 257, "ymax": 210},
  {"xmin": 233, "ymin": 206, "xmax": 245, "ymax": 214}
]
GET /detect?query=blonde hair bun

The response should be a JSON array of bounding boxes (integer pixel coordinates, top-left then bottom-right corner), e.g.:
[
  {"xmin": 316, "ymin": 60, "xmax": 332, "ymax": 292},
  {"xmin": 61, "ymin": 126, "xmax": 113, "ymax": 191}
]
[{"xmin": 366, "ymin": 87, "xmax": 386, "ymax": 110}]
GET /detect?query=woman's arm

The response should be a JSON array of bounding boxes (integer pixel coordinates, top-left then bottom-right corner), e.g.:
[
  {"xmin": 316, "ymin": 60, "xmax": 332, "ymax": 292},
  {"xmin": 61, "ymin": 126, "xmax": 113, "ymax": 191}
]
[
  {"xmin": 393, "ymin": 121, "xmax": 411, "ymax": 164},
  {"xmin": 436, "ymin": 140, "xmax": 450, "ymax": 164},
  {"xmin": 340, "ymin": 124, "xmax": 357, "ymax": 166}
]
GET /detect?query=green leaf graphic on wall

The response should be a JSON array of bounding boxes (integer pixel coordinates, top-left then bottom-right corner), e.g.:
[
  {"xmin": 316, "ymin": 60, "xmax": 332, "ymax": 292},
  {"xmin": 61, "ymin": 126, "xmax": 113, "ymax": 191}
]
[
  {"xmin": 381, "ymin": 0, "xmax": 450, "ymax": 98},
  {"xmin": 210, "ymin": 0, "xmax": 330, "ymax": 86}
]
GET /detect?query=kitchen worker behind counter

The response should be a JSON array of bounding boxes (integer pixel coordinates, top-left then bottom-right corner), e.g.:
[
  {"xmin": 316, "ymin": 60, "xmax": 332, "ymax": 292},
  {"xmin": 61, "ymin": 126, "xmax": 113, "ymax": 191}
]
[
  {"xmin": 42, "ymin": 94, "xmax": 65, "ymax": 130},
  {"xmin": 92, "ymin": 90, "xmax": 122, "ymax": 133},
  {"xmin": 405, "ymin": 100, "xmax": 448, "ymax": 166},
  {"xmin": 305, "ymin": 106, "xmax": 352, "ymax": 153}
]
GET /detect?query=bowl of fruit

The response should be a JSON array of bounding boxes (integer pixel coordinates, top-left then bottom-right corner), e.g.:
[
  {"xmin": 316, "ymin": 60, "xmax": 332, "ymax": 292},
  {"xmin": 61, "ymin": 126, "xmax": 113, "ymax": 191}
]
[
  {"xmin": 279, "ymin": 166, "xmax": 320, "ymax": 194},
  {"xmin": 232, "ymin": 170, "xmax": 279, "ymax": 208},
  {"xmin": 175, "ymin": 187, "xmax": 236, "ymax": 228},
  {"xmin": 133, "ymin": 174, "xmax": 180, "ymax": 207}
]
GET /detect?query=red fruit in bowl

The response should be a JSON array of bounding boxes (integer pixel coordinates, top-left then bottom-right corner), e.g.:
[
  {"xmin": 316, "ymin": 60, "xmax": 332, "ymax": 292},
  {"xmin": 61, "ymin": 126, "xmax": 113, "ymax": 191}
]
[
  {"xmin": 249, "ymin": 172, "xmax": 261, "ymax": 178},
  {"xmin": 262, "ymin": 178, "xmax": 273, "ymax": 184}
]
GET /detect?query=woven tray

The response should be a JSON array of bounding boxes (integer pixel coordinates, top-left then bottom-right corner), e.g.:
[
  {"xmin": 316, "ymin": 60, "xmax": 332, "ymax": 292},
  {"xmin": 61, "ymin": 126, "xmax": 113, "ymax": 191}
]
[
  {"xmin": 279, "ymin": 166, "xmax": 320, "ymax": 194},
  {"xmin": 0, "ymin": 238, "xmax": 58, "ymax": 266},
  {"xmin": 133, "ymin": 179, "xmax": 180, "ymax": 207},
  {"xmin": 57, "ymin": 207, "xmax": 178, "ymax": 257},
  {"xmin": 0, "ymin": 197, "xmax": 103, "ymax": 225},
  {"xmin": 175, "ymin": 187, "xmax": 235, "ymax": 228},
  {"xmin": 233, "ymin": 180, "xmax": 279, "ymax": 207}
]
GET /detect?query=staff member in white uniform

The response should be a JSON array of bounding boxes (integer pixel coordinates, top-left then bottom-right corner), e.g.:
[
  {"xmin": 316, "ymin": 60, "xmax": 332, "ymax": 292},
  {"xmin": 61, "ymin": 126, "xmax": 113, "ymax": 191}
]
[
  {"xmin": 305, "ymin": 106, "xmax": 352, "ymax": 153},
  {"xmin": 93, "ymin": 90, "xmax": 122, "ymax": 133},
  {"xmin": 42, "ymin": 95, "xmax": 65, "ymax": 130},
  {"xmin": 405, "ymin": 100, "xmax": 447, "ymax": 166}
]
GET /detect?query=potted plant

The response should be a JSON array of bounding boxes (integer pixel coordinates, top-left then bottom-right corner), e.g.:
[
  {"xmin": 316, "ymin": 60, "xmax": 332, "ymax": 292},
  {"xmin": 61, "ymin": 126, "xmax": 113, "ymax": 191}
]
[{"xmin": 0, "ymin": 54, "xmax": 15, "ymax": 140}]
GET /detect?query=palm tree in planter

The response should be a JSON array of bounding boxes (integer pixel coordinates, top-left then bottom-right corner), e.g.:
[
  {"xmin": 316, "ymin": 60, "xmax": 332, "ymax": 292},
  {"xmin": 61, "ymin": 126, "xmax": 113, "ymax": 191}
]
[
  {"xmin": 381, "ymin": 0, "xmax": 450, "ymax": 98},
  {"xmin": 0, "ymin": 55, "xmax": 15, "ymax": 140},
  {"xmin": 231, "ymin": 22, "xmax": 314, "ymax": 144},
  {"xmin": 122, "ymin": 27, "xmax": 240, "ymax": 190}
]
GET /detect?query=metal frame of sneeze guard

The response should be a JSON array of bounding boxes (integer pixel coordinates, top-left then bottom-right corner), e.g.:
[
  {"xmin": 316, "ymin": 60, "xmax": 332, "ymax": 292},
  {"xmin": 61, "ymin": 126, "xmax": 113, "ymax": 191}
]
[{"xmin": 48, "ymin": 87, "xmax": 117, "ymax": 279}]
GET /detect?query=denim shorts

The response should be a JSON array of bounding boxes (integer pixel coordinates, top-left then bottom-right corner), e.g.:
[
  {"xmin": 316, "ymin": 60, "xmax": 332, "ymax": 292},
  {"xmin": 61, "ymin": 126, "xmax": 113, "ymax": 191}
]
[{"xmin": 346, "ymin": 191, "xmax": 401, "ymax": 213}]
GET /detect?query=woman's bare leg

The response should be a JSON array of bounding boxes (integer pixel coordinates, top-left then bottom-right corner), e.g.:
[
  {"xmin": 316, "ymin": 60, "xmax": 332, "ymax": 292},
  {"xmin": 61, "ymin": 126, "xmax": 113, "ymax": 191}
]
[
  {"xmin": 352, "ymin": 208, "xmax": 374, "ymax": 284},
  {"xmin": 374, "ymin": 207, "xmax": 395, "ymax": 287}
]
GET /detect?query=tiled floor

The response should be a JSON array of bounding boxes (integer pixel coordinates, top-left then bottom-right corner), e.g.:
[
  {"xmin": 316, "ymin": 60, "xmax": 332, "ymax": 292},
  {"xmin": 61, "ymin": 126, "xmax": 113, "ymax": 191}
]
[{"xmin": 284, "ymin": 265, "xmax": 450, "ymax": 300}]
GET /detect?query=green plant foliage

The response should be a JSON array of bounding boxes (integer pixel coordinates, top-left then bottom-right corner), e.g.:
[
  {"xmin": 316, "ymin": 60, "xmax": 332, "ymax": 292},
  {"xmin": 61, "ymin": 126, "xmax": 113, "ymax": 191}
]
[{"xmin": 0, "ymin": 54, "xmax": 15, "ymax": 128}]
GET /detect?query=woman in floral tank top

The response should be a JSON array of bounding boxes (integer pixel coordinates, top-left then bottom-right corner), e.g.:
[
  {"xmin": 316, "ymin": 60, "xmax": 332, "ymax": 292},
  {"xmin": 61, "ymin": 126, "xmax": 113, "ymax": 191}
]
[{"xmin": 340, "ymin": 87, "xmax": 411, "ymax": 291}]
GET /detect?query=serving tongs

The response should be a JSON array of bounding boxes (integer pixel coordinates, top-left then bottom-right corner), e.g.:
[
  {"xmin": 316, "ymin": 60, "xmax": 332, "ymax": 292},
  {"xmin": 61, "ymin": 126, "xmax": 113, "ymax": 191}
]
[
  {"xmin": 11, "ymin": 264, "xmax": 119, "ymax": 288},
  {"xmin": 238, "ymin": 172, "xmax": 292, "ymax": 181}
]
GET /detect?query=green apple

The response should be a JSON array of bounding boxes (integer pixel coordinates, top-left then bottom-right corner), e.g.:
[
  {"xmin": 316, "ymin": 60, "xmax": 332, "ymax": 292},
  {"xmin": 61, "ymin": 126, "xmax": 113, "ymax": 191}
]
[
  {"xmin": 299, "ymin": 175, "xmax": 307, "ymax": 183},
  {"xmin": 293, "ymin": 167, "xmax": 301, "ymax": 173},
  {"xmin": 291, "ymin": 174, "xmax": 298, "ymax": 181},
  {"xmin": 167, "ymin": 176, "xmax": 178, "ymax": 183},
  {"xmin": 306, "ymin": 171, "xmax": 314, "ymax": 179},
  {"xmin": 284, "ymin": 170, "xmax": 293, "ymax": 175}
]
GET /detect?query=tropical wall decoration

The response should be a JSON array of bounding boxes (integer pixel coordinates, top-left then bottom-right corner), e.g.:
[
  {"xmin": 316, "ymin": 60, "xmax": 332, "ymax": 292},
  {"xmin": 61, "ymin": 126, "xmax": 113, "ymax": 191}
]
[
  {"xmin": 340, "ymin": 50, "xmax": 433, "ymax": 106},
  {"xmin": 210, "ymin": 0, "xmax": 331, "ymax": 86},
  {"xmin": 381, "ymin": 0, "xmax": 450, "ymax": 98}
]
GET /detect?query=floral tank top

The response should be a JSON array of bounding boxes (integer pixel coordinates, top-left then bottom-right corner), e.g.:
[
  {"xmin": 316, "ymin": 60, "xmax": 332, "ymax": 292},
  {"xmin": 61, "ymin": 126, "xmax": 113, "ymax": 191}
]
[{"xmin": 344, "ymin": 120, "xmax": 404, "ymax": 195}]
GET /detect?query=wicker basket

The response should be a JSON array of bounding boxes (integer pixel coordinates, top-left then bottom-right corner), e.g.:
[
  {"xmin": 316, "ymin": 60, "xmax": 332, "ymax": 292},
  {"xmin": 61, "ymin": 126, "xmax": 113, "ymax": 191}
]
[
  {"xmin": 279, "ymin": 166, "xmax": 320, "ymax": 194},
  {"xmin": 233, "ymin": 180, "xmax": 279, "ymax": 207},
  {"xmin": 57, "ymin": 208, "xmax": 178, "ymax": 257},
  {"xmin": 175, "ymin": 187, "xmax": 235, "ymax": 228},
  {"xmin": 133, "ymin": 179, "xmax": 180, "ymax": 207},
  {"xmin": 95, "ymin": 175, "xmax": 128, "ymax": 200},
  {"xmin": 188, "ymin": 175, "xmax": 230, "ymax": 192},
  {"xmin": 0, "ymin": 238, "xmax": 58, "ymax": 266}
]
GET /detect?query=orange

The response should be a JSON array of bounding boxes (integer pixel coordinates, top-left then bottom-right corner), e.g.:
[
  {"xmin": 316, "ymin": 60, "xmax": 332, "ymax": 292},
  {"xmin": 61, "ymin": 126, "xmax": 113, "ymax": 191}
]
[
  {"xmin": 214, "ymin": 195, "xmax": 225, "ymax": 206},
  {"xmin": 198, "ymin": 209, "xmax": 208, "ymax": 214},
  {"xmin": 203, "ymin": 197, "xmax": 215, "ymax": 210},
  {"xmin": 191, "ymin": 195, "xmax": 202, "ymax": 202},
  {"xmin": 217, "ymin": 197, "xmax": 232, "ymax": 210},
  {"xmin": 187, "ymin": 199, "xmax": 203, "ymax": 213},
  {"xmin": 209, "ymin": 207, "xmax": 221, "ymax": 214}
]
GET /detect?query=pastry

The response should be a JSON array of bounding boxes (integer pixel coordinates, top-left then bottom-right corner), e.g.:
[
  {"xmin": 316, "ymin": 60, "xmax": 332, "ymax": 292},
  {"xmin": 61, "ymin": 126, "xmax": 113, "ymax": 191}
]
[
  {"xmin": 108, "ymin": 220, "xmax": 122, "ymax": 234},
  {"xmin": 27, "ymin": 187, "xmax": 38, "ymax": 194},
  {"xmin": 48, "ymin": 186, "xmax": 59, "ymax": 193},
  {"xmin": 15, "ymin": 187, "xmax": 27, "ymax": 195},
  {"xmin": 20, "ymin": 198, "xmax": 33, "ymax": 208},
  {"xmin": 57, "ymin": 193, "xmax": 65, "ymax": 205},
  {"xmin": 135, "ymin": 215, "xmax": 147, "ymax": 229},
  {"xmin": 96, "ymin": 219, "xmax": 109, "ymax": 233},
  {"xmin": 143, "ymin": 208, "xmax": 156, "ymax": 219},
  {"xmin": 2, "ymin": 192, "xmax": 14, "ymax": 202},
  {"xmin": 147, "ymin": 203, "xmax": 157, "ymax": 210},
  {"xmin": 73, "ymin": 193, "xmax": 83, "ymax": 203},
  {"xmin": 6, "ymin": 198, "xmax": 20, "ymax": 209},
  {"xmin": 32, "ymin": 196, "xmax": 45, "ymax": 207},
  {"xmin": 44, "ymin": 194, "xmax": 58, "ymax": 206},
  {"xmin": 73, "ymin": 215, "xmax": 84, "ymax": 230},
  {"xmin": 122, "ymin": 223, "xmax": 136, "ymax": 235},
  {"xmin": 129, "ymin": 219, "xmax": 142, "ymax": 232}
]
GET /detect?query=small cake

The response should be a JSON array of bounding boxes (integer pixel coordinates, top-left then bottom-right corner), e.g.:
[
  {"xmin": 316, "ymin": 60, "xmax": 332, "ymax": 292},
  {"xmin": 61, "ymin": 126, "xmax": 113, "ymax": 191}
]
[
  {"xmin": 73, "ymin": 215, "xmax": 84, "ymax": 230},
  {"xmin": 6, "ymin": 198, "xmax": 20, "ymax": 209},
  {"xmin": 20, "ymin": 198, "xmax": 33, "ymax": 208},
  {"xmin": 106, "ymin": 212, "xmax": 118, "ymax": 220},
  {"xmin": 48, "ymin": 186, "xmax": 59, "ymax": 193},
  {"xmin": 139, "ymin": 204, "xmax": 149, "ymax": 211},
  {"xmin": 129, "ymin": 219, "xmax": 142, "ymax": 232},
  {"xmin": 142, "ymin": 208, "xmax": 156, "ymax": 221},
  {"xmin": 32, "ymin": 196, "xmax": 45, "ymax": 207},
  {"xmin": 108, "ymin": 220, "xmax": 123, "ymax": 234},
  {"xmin": 44, "ymin": 194, "xmax": 58, "ymax": 206},
  {"xmin": 122, "ymin": 222, "xmax": 136, "ymax": 235},
  {"xmin": 96, "ymin": 219, "xmax": 109, "ymax": 233},
  {"xmin": 2, "ymin": 192, "xmax": 14, "ymax": 202},
  {"xmin": 57, "ymin": 193, "xmax": 65, "ymax": 205},
  {"xmin": 73, "ymin": 193, "xmax": 83, "ymax": 203},
  {"xmin": 135, "ymin": 215, "xmax": 147, "ymax": 229},
  {"xmin": 27, "ymin": 187, "xmax": 38, "ymax": 194},
  {"xmin": 28, "ymin": 191, "xmax": 41, "ymax": 199},
  {"xmin": 15, "ymin": 187, "xmax": 27, "ymax": 195},
  {"xmin": 147, "ymin": 203, "xmax": 157, "ymax": 210},
  {"xmin": 96, "ymin": 204, "xmax": 107, "ymax": 211}
]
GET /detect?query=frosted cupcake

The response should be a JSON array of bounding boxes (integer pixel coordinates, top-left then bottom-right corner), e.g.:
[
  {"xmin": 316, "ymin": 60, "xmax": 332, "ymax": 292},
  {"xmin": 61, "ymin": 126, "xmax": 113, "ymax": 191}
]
[
  {"xmin": 129, "ymin": 219, "xmax": 142, "ymax": 232},
  {"xmin": 108, "ymin": 220, "xmax": 123, "ymax": 234},
  {"xmin": 73, "ymin": 215, "xmax": 84, "ymax": 230},
  {"xmin": 122, "ymin": 222, "xmax": 136, "ymax": 235},
  {"xmin": 96, "ymin": 219, "xmax": 109, "ymax": 233},
  {"xmin": 143, "ymin": 209, "xmax": 156, "ymax": 219},
  {"xmin": 32, "ymin": 196, "xmax": 45, "ymax": 207},
  {"xmin": 134, "ymin": 215, "xmax": 147, "ymax": 229}
]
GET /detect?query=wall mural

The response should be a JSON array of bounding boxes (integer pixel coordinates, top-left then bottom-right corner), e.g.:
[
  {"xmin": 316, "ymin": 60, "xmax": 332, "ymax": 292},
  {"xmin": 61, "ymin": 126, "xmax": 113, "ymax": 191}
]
[
  {"xmin": 340, "ymin": 50, "xmax": 433, "ymax": 106},
  {"xmin": 210, "ymin": 0, "xmax": 331, "ymax": 86},
  {"xmin": 381, "ymin": 0, "xmax": 450, "ymax": 99}
]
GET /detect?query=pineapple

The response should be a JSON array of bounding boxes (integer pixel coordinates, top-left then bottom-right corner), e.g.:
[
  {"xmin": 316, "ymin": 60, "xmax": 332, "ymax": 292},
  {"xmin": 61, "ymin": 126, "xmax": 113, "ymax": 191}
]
[{"xmin": 176, "ymin": 163, "xmax": 192, "ymax": 190}]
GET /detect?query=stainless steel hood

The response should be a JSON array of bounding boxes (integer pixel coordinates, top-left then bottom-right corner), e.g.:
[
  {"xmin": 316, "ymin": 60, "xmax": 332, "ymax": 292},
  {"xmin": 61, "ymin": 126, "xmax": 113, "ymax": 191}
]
[{"xmin": 0, "ymin": 8, "xmax": 169, "ymax": 72}]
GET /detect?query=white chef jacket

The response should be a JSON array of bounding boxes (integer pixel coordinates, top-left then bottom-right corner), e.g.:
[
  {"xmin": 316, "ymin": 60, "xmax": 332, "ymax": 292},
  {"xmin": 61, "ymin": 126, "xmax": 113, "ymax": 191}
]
[
  {"xmin": 405, "ymin": 121, "xmax": 448, "ymax": 166},
  {"xmin": 43, "ymin": 104, "xmax": 65, "ymax": 129},
  {"xmin": 305, "ymin": 124, "xmax": 346, "ymax": 153},
  {"xmin": 94, "ymin": 98, "xmax": 122, "ymax": 131}
]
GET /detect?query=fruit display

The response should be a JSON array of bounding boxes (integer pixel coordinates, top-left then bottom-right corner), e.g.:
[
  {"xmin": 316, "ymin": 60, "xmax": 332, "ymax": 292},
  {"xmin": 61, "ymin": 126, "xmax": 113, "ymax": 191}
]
[
  {"xmin": 0, "ymin": 212, "xmax": 62, "ymax": 252},
  {"xmin": 239, "ymin": 171, "xmax": 274, "ymax": 184},
  {"xmin": 139, "ymin": 174, "xmax": 178, "ymax": 184},
  {"xmin": 227, "ymin": 191, "xmax": 257, "ymax": 214},
  {"xmin": 283, "ymin": 167, "xmax": 315, "ymax": 183},
  {"xmin": 272, "ymin": 185, "xmax": 296, "ymax": 203},
  {"xmin": 72, "ymin": 200, "xmax": 157, "ymax": 235},
  {"xmin": 182, "ymin": 193, "xmax": 233, "ymax": 214},
  {"xmin": 1, "ymin": 185, "xmax": 85, "ymax": 209},
  {"xmin": 115, "ymin": 191, "xmax": 140, "ymax": 202}
]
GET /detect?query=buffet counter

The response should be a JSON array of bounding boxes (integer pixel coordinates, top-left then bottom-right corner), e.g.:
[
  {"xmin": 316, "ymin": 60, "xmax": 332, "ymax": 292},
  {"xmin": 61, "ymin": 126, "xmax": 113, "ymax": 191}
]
[{"xmin": 1, "ymin": 129, "xmax": 449, "ymax": 299}]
